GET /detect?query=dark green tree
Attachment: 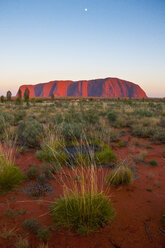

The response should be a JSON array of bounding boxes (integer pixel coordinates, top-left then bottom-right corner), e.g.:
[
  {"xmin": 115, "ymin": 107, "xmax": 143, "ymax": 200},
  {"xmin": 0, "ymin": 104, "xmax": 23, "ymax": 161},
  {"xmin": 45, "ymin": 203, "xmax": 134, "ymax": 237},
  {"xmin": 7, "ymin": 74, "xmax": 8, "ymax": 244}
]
[
  {"xmin": 24, "ymin": 88, "xmax": 30, "ymax": 104},
  {"xmin": 51, "ymin": 93, "xmax": 55, "ymax": 101},
  {"xmin": 0, "ymin": 96, "xmax": 4, "ymax": 103},
  {"xmin": 18, "ymin": 89, "xmax": 22, "ymax": 99},
  {"xmin": 6, "ymin": 91, "xmax": 12, "ymax": 101}
]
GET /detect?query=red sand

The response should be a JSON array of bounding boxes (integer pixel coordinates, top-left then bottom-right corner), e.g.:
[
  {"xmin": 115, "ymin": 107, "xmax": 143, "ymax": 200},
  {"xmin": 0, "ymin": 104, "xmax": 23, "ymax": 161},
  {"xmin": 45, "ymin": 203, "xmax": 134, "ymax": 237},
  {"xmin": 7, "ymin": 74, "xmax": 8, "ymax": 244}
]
[{"xmin": 0, "ymin": 137, "xmax": 165, "ymax": 248}]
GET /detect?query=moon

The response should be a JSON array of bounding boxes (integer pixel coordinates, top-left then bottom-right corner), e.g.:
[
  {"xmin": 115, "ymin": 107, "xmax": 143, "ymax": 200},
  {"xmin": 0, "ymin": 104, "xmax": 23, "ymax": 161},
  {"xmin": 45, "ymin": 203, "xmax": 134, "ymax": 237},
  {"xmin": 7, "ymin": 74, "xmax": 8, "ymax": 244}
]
[{"xmin": 85, "ymin": 8, "xmax": 88, "ymax": 12}]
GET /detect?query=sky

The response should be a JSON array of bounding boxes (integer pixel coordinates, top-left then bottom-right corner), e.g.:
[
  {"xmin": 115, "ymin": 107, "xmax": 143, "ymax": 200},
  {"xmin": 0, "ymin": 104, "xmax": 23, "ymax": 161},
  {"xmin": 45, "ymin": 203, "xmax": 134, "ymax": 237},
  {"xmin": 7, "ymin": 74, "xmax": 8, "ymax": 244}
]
[{"xmin": 0, "ymin": 0, "xmax": 165, "ymax": 97}]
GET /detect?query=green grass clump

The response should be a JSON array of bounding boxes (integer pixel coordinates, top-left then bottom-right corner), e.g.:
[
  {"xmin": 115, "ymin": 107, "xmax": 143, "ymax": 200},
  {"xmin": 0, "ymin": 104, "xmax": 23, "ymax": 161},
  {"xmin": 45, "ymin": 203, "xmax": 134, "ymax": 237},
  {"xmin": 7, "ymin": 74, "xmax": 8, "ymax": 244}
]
[
  {"xmin": 50, "ymin": 192, "xmax": 115, "ymax": 235},
  {"xmin": 74, "ymin": 153, "xmax": 91, "ymax": 167},
  {"xmin": 17, "ymin": 120, "xmax": 43, "ymax": 147},
  {"xmin": 0, "ymin": 151, "xmax": 24, "ymax": 193},
  {"xmin": 95, "ymin": 145, "xmax": 116, "ymax": 166},
  {"xmin": 22, "ymin": 218, "xmax": 41, "ymax": 234},
  {"xmin": 26, "ymin": 165, "xmax": 38, "ymax": 179},
  {"xmin": 37, "ymin": 228, "xmax": 51, "ymax": 243},
  {"xmin": 106, "ymin": 165, "xmax": 133, "ymax": 186},
  {"xmin": 161, "ymin": 214, "xmax": 165, "ymax": 228},
  {"xmin": 149, "ymin": 160, "xmax": 158, "ymax": 166}
]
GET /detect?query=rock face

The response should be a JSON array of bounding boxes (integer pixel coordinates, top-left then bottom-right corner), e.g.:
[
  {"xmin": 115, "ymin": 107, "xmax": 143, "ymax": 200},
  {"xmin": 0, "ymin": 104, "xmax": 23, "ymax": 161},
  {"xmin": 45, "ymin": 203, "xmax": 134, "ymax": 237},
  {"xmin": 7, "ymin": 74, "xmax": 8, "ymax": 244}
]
[{"xmin": 17, "ymin": 78, "xmax": 147, "ymax": 98}]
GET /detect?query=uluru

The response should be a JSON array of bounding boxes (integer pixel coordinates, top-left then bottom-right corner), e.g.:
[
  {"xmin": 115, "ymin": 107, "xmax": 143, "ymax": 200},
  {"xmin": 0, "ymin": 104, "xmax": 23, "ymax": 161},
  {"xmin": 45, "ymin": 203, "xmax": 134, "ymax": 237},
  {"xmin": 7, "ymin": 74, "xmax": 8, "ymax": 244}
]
[{"xmin": 17, "ymin": 77, "xmax": 147, "ymax": 98}]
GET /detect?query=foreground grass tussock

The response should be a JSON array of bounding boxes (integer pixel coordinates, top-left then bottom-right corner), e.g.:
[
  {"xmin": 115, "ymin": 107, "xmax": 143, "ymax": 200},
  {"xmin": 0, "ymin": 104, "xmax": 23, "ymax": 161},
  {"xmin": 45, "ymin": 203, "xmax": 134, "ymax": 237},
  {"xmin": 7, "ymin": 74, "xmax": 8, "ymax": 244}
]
[
  {"xmin": 106, "ymin": 165, "xmax": 133, "ymax": 186},
  {"xmin": 51, "ymin": 192, "xmax": 115, "ymax": 235},
  {"xmin": 0, "ymin": 147, "xmax": 24, "ymax": 193}
]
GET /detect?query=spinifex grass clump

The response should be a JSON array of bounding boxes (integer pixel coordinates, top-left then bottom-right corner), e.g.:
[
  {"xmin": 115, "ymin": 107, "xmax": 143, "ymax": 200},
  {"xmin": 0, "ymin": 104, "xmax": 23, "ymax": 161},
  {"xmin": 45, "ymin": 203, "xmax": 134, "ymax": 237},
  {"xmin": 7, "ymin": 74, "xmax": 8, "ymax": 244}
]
[
  {"xmin": 50, "ymin": 166, "xmax": 115, "ymax": 235},
  {"xmin": 0, "ymin": 146, "xmax": 24, "ymax": 193},
  {"xmin": 106, "ymin": 162, "xmax": 133, "ymax": 186},
  {"xmin": 95, "ymin": 145, "xmax": 116, "ymax": 166},
  {"xmin": 36, "ymin": 128, "xmax": 67, "ymax": 172}
]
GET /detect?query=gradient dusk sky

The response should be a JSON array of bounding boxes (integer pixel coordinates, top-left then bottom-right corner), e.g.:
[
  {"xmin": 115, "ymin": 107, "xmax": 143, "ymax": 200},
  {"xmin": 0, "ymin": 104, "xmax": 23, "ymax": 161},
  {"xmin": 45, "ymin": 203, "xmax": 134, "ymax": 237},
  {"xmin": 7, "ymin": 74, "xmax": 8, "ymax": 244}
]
[{"xmin": 0, "ymin": 0, "xmax": 165, "ymax": 97}]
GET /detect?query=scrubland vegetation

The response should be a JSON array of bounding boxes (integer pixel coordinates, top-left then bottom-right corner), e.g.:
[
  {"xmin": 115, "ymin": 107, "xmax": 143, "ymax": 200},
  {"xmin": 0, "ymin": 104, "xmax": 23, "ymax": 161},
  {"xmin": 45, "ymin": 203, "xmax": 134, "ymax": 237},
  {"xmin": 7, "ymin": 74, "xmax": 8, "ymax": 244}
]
[{"xmin": 0, "ymin": 97, "xmax": 165, "ymax": 247}]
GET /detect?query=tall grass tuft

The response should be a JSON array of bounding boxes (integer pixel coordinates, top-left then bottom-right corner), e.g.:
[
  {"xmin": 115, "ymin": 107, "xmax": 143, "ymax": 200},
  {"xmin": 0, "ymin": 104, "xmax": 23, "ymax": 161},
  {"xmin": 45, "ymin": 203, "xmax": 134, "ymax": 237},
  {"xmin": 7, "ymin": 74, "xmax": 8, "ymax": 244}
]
[
  {"xmin": 106, "ymin": 161, "xmax": 133, "ymax": 186},
  {"xmin": 0, "ymin": 145, "xmax": 24, "ymax": 193},
  {"xmin": 50, "ymin": 163, "xmax": 115, "ymax": 235}
]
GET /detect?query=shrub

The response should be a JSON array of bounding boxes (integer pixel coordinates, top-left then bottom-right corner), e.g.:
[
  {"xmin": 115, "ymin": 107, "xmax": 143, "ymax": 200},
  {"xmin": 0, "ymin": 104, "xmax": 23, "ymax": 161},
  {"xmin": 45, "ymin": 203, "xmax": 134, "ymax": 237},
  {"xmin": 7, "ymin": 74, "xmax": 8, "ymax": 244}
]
[
  {"xmin": 82, "ymin": 110, "xmax": 99, "ymax": 124},
  {"xmin": 17, "ymin": 120, "xmax": 43, "ymax": 147},
  {"xmin": 149, "ymin": 160, "xmax": 158, "ymax": 166},
  {"xmin": 95, "ymin": 145, "xmax": 116, "ymax": 166},
  {"xmin": 13, "ymin": 111, "xmax": 26, "ymax": 125},
  {"xmin": 26, "ymin": 165, "xmax": 38, "ymax": 180},
  {"xmin": 106, "ymin": 165, "xmax": 133, "ymax": 186},
  {"xmin": 107, "ymin": 111, "xmax": 118, "ymax": 122},
  {"xmin": 0, "ymin": 150, "xmax": 24, "ymax": 193},
  {"xmin": 22, "ymin": 218, "xmax": 41, "ymax": 234},
  {"xmin": 161, "ymin": 214, "xmax": 165, "ymax": 228},
  {"xmin": 152, "ymin": 127, "xmax": 165, "ymax": 142},
  {"xmin": 15, "ymin": 236, "xmax": 29, "ymax": 248},
  {"xmin": 74, "ymin": 153, "xmax": 91, "ymax": 167},
  {"xmin": 37, "ymin": 228, "xmax": 51, "ymax": 243},
  {"xmin": 50, "ymin": 192, "xmax": 115, "ymax": 235},
  {"xmin": 133, "ymin": 110, "xmax": 153, "ymax": 117},
  {"xmin": 61, "ymin": 122, "xmax": 83, "ymax": 142}
]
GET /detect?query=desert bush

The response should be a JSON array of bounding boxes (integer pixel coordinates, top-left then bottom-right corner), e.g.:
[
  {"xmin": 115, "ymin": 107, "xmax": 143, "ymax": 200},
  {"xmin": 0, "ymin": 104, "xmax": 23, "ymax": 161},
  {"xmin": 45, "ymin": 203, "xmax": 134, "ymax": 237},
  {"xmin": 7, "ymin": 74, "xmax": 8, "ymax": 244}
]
[
  {"xmin": 0, "ymin": 225, "xmax": 18, "ymax": 239},
  {"xmin": 37, "ymin": 228, "xmax": 51, "ymax": 243},
  {"xmin": 26, "ymin": 165, "xmax": 38, "ymax": 180},
  {"xmin": 15, "ymin": 236, "xmax": 29, "ymax": 248},
  {"xmin": 133, "ymin": 109, "xmax": 153, "ymax": 117},
  {"xmin": 151, "ymin": 127, "xmax": 165, "ymax": 142},
  {"xmin": 131, "ymin": 124, "xmax": 155, "ymax": 138},
  {"xmin": 106, "ymin": 165, "xmax": 133, "ymax": 186},
  {"xmin": 0, "ymin": 112, "xmax": 14, "ymax": 136},
  {"xmin": 74, "ymin": 153, "xmax": 91, "ymax": 167},
  {"xmin": 0, "ymin": 148, "xmax": 24, "ymax": 193},
  {"xmin": 149, "ymin": 160, "xmax": 158, "ymax": 166},
  {"xmin": 61, "ymin": 122, "xmax": 84, "ymax": 142},
  {"xmin": 95, "ymin": 145, "xmax": 116, "ymax": 166},
  {"xmin": 17, "ymin": 120, "xmax": 43, "ymax": 147},
  {"xmin": 107, "ymin": 111, "xmax": 118, "ymax": 122},
  {"xmin": 51, "ymin": 192, "xmax": 115, "ymax": 235},
  {"xmin": 36, "ymin": 129, "xmax": 67, "ymax": 170},
  {"xmin": 13, "ymin": 111, "xmax": 26, "ymax": 125},
  {"xmin": 134, "ymin": 150, "xmax": 147, "ymax": 163},
  {"xmin": 161, "ymin": 214, "xmax": 165, "ymax": 228},
  {"xmin": 160, "ymin": 118, "xmax": 165, "ymax": 127},
  {"xmin": 82, "ymin": 110, "xmax": 99, "ymax": 124},
  {"xmin": 22, "ymin": 218, "xmax": 41, "ymax": 234}
]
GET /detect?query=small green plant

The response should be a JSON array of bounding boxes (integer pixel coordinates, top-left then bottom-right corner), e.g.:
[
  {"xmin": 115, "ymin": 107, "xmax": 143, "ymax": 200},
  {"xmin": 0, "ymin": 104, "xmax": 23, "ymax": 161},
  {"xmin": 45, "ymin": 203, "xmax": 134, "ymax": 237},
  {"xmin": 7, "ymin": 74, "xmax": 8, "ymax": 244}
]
[
  {"xmin": 161, "ymin": 214, "xmax": 165, "ymax": 228},
  {"xmin": 118, "ymin": 141, "xmax": 127, "ymax": 148},
  {"xmin": 51, "ymin": 192, "xmax": 115, "ymax": 235},
  {"xmin": 15, "ymin": 236, "xmax": 29, "ymax": 248},
  {"xmin": 106, "ymin": 165, "xmax": 133, "ymax": 186},
  {"xmin": 18, "ymin": 120, "xmax": 43, "ymax": 147},
  {"xmin": 0, "ymin": 225, "xmax": 18, "ymax": 239},
  {"xmin": 149, "ymin": 160, "xmax": 158, "ymax": 166},
  {"xmin": 163, "ymin": 150, "xmax": 165, "ymax": 157},
  {"xmin": 0, "ymin": 149, "xmax": 24, "ymax": 193},
  {"xmin": 26, "ymin": 165, "xmax": 38, "ymax": 180},
  {"xmin": 5, "ymin": 209, "xmax": 17, "ymax": 218},
  {"xmin": 74, "ymin": 153, "xmax": 91, "ymax": 167},
  {"xmin": 37, "ymin": 228, "xmax": 51, "ymax": 243},
  {"xmin": 146, "ymin": 188, "xmax": 152, "ymax": 192},
  {"xmin": 95, "ymin": 145, "xmax": 116, "ymax": 166},
  {"xmin": 107, "ymin": 111, "xmax": 118, "ymax": 122},
  {"xmin": 22, "ymin": 218, "xmax": 41, "ymax": 234}
]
